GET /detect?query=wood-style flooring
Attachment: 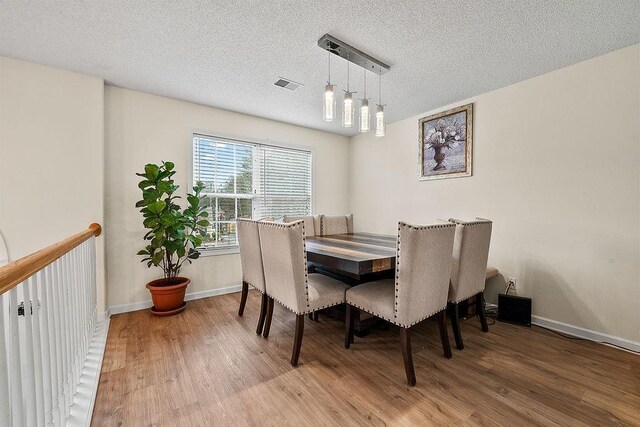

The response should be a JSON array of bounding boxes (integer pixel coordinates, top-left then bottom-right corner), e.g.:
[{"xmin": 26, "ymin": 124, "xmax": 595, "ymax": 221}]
[{"xmin": 92, "ymin": 290, "xmax": 640, "ymax": 426}]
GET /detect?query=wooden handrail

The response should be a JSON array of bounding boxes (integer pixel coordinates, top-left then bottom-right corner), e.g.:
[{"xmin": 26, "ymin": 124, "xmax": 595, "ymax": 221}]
[{"xmin": 0, "ymin": 223, "xmax": 101, "ymax": 296}]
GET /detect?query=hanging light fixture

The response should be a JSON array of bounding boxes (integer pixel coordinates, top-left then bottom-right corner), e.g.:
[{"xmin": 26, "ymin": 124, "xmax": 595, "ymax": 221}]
[
  {"xmin": 343, "ymin": 54, "xmax": 356, "ymax": 128},
  {"xmin": 323, "ymin": 52, "xmax": 336, "ymax": 122},
  {"xmin": 318, "ymin": 35, "xmax": 390, "ymax": 131},
  {"xmin": 359, "ymin": 69, "xmax": 370, "ymax": 133},
  {"xmin": 375, "ymin": 72, "xmax": 386, "ymax": 137}
]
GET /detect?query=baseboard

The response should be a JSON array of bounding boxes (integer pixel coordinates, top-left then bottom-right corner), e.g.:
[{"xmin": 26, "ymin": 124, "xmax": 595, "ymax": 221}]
[
  {"xmin": 108, "ymin": 282, "xmax": 243, "ymax": 315},
  {"xmin": 66, "ymin": 318, "xmax": 110, "ymax": 427},
  {"xmin": 531, "ymin": 315, "xmax": 640, "ymax": 353}
]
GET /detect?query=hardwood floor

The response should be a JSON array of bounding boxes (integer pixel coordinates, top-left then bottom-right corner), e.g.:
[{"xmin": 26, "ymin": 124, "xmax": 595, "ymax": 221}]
[{"xmin": 93, "ymin": 291, "xmax": 640, "ymax": 426}]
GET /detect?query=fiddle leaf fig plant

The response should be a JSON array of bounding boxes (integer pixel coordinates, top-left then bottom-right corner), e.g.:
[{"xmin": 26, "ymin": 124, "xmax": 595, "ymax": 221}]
[{"xmin": 135, "ymin": 161, "xmax": 210, "ymax": 283}]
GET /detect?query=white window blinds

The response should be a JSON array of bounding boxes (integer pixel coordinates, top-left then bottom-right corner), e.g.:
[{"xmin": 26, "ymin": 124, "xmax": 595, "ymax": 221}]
[
  {"xmin": 254, "ymin": 145, "xmax": 312, "ymax": 219},
  {"xmin": 192, "ymin": 134, "xmax": 312, "ymax": 249}
]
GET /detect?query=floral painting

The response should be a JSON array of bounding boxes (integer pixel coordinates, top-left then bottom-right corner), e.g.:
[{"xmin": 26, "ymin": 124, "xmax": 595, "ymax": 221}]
[{"xmin": 419, "ymin": 104, "xmax": 472, "ymax": 180}]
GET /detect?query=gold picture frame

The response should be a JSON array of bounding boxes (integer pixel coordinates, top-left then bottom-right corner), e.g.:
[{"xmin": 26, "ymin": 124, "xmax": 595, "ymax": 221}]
[{"xmin": 419, "ymin": 103, "xmax": 473, "ymax": 180}]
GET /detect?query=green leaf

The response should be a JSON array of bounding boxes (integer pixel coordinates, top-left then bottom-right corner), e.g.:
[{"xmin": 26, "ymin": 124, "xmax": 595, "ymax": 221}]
[
  {"xmin": 136, "ymin": 250, "xmax": 149, "ymax": 256},
  {"xmin": 188, "ymin": 195, "xmax": 200, "ymax": 207},
  {"xmin": 144, "ymin": 164, "xmax": 160, "ymax": 179},
  {"xmin": 197, "ymin": 220, "xmax": 210, "ymax": 227},
  {"xmin": 138, "ymin": 180, "xmax": 154, "ymax": 190},
  {"xmin": 164, "ymin": 161, "xmax": 174, "ymax": 171},
  {"xmin": 151, "ymin": 250, "xmax": 165, "ymax": 265},
  {"xmin": 147, "ymin": 200, "xmax": 166, "ymax": 214}
]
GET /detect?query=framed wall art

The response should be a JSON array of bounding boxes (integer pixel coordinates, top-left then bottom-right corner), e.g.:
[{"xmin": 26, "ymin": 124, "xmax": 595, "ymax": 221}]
[{"xmin": 419, "ymin": 103, "xmax": 473, "ymax": 180}]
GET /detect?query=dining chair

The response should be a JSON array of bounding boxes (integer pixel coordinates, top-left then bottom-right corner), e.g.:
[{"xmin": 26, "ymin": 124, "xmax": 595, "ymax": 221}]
[
  {"xmin": 447, "ymin": 218, "xmax": 493, "ymax": 350},
  {"xmin": 283, "ymin": 215, "xmax": 322, "ymax": 284},
  {"xmin": 283, "ymin": 215, "xmax": 323, "ymax": 236},
  {"xmin": 345, "ymin": 221, "xmax": 456, "ymax": 386},
  {"xmin": 322, "ymin": 214, "xmax": 354, "ymax": 235},
  {"xmin": 236, "ymin": 219, "xmax": 269, "ymax": 335},
  {"xmin": 257, "ymin": 220, "xmax": 349, "ymax": 366}
]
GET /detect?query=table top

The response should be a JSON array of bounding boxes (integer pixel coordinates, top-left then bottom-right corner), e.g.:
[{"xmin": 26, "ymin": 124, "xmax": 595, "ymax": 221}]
[{"xmin": 306, "ymin": 233, "xmax": 397, "ymax": 279}]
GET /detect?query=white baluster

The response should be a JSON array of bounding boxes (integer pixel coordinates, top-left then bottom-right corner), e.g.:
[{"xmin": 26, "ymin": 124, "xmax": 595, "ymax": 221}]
[
  {"xmin": 81, "ymin": 243, "xmax": 89, "ymax": 363},
  {"xmin": 69, "ymin": 249, "xmax": 78, "ymax": 393},
  {"xmin": 9, "ymin": 288, "xmax": 24, "ymax": 427},
  {"xmin": 56, "ymin": 257, "xmax": 70, "ymax": 423},
  {"xmin": 20, "ymin": 278, "xmax": 38, "ymax": 426},
  {"xmin": 51, "ymin": 262, "xmax": 65, "ymax": 426},
  {"xmin": 38, "ymin": 268, "xmax": 54, "ymax": 426},
  {"xmin": 61, "ymin": 254, "xmax": 71, "ymax": 420},
  {"xmin": 30, "ymin": 273, "xmax": 45, "ymax": 426},
  {"xmin": 0, "ymin": 293, "xmax": 11, "ymax": 426}
]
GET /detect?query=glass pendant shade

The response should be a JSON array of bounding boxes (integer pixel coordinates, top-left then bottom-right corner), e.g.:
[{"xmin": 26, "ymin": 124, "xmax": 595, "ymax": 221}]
[
  {"xmin": 359, "ymin": 99, "xmax": 370, "ymax": 132},
  {"xmin": 323, "ymin": 84, "xmax": 336, "ymax": 122},
  {"xmin": 375, "ymin": 104, "xmax": 385, "ymax": 137},
  {"xmin": 343, "ymin": 91, "xmax": 354, "ymax": 128}
]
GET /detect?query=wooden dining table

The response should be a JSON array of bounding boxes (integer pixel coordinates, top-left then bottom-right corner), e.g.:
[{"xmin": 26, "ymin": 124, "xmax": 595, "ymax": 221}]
[
  {"xmin": 306, "ymin": 232, "xmax": 397, "ymax": 281},
  {"xmin": 306, "ymin": 232, "xmax": 397, "ymax": 335}
]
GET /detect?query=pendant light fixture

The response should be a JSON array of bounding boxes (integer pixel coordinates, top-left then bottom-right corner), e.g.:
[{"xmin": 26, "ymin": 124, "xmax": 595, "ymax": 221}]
[
  {"xmin": 323, "ymin": 52, "xmax": 336, "ymax": 122},
  {"xmin": 317, "ymin": 34, "xmax": 390, "ymax": 132},
  {"xmin": 359, "ymin": 69, "xmax": 370, "ymax": 133},
  {"xmin": 375, "ymin": 72, "xmax": 386, "ymax": 137},
  {"xmin": 343, "ymin": 54, "xmax": 356, "ymax": 128}
]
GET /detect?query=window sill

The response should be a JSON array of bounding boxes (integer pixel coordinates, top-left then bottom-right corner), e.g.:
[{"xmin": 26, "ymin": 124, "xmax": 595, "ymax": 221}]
[{"xmin": 198, "ymin": 246, "xmax": 240, "ymax": 257}]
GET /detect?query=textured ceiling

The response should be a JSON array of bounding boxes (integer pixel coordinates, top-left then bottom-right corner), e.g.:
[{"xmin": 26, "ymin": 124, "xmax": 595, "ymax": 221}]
[{"xmin": 1, "ymin": 1, "xmax": 638, "ymax": 136}]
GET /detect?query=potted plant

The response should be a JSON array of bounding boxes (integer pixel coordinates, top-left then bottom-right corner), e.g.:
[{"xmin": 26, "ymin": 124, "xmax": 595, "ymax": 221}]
[{"xmin": 136, "ymin": 161, "xmax": 210, "ymax": 316}]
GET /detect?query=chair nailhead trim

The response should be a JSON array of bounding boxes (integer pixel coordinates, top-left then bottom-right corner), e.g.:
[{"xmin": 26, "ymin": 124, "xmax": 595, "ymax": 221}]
[
  {"xmin": 447, "ymin": 218, "xmax": 493, "ymax": 227},
  {"xmin": 449, "ymin": 290, "xmax": 484, "ymax": 304},
  {"xmin": 245, "ymin": 282, "xmax": 264, "ymax": 293},
  {"xmin": 267, "ymin": 293, "xmax": 346, "ymax": 315},
  {"xmin": 346, "ymin": 300, "xmax": 447, "ymax": 328}
]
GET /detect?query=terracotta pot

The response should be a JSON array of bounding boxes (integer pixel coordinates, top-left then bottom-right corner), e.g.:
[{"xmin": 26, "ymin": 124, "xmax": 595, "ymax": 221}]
[{"xmin": 146, "ymin": 277, "xmax": 190, "ymax": 315}]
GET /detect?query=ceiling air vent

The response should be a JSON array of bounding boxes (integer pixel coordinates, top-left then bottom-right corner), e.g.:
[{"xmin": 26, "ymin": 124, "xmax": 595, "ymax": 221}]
[{"xmin": 274, "ymin": 77, "xmax": 302, "ymax": 91}]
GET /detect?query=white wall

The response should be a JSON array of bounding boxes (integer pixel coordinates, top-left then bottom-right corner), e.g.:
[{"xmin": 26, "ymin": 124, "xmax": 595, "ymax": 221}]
[
  {"xmin": 349, "ymin": 45, "xmax": 640, "ymax": 343},
  {"xmin": 105, "ymin": 86, "xmax": 350, "ymax": 309},
  {"xmin": 0, "ymin": 56, "xmax": 106, "ymax": 312}
]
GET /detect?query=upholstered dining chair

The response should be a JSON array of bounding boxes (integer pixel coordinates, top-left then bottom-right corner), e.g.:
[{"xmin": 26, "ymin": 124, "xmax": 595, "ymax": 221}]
[
  {"xmin": 345, "ymin": 221, "xmax": 456, "ymax": 386},
  {"xmin": 237, "ymin": 219, "xmax": 269, "ymax": 335},
  {"xmin": 258, "ymin": 220, "xmax": 349, "ymax": 366},
  {"xmin": 283, "ymin": 215, "xmax": 322, "ymax": 288},
  {"xmin": 283, "ymin": 215, "xmax": 322, "ymax": 236},
  {"xmin": 322, "ymin": 214, "xmax": 353, "ymax": 235},
  {"xmin": 447, "ymin": 218, "xmax": 493, "ymax": 350}
]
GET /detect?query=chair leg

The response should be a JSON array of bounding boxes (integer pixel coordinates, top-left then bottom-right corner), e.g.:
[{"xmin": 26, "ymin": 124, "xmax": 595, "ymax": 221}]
[
  {"xmin": 256, "ymin": 293, "xmax": 268, "ymax": 335},
  {"xmin": 262, "ymin": 297, "xmax": 275, "ymax": 339},
  {"xmin": 437, "ymin": 310, "xmax": 452, "ymax": 358},
  {"xmin": 291, "ymin": 314, "xmax": 305, "ymax": 366},
  {"xmin": 312, "ymin": 311, "xmax": 319, "ymax": 321},
  {"xmin": 238, "ymin": 281, "xmax": 249, "ymax": 316},
  {"xmin": 476, "ymin": 292, "xmax": 489, "ymax": 333},
  {"xmin": 345, "ymin": 304, "xmax": 356, "ymax": 349},
  {"xmin": 400, "ymin": 327, "xmax": 416, "ymax": 386},
  {"xmin": 449, "ymin": 302, "xmax": 464, "ymax": 350}
]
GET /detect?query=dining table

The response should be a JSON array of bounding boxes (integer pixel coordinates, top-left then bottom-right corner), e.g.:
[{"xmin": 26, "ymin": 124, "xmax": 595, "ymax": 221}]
[
  {"xmin": 305, "ymin": 232, "xmax": 397, "ymax": 281},
  {"xmin": 305, "ymin": 232, "xmax": 397, "ymax": 335}
]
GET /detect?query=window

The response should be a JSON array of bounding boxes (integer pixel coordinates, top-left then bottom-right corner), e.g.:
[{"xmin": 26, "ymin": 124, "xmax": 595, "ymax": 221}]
[{"xmin": 192, "ymin": 133, "xmax": 312, "ymax": 250}]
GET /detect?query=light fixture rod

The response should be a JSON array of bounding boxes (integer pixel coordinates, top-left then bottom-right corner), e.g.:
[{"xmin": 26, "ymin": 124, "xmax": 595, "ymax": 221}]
[{"xmin": 318, "ymin": 34, "xmax": 390, "ymax": 75}]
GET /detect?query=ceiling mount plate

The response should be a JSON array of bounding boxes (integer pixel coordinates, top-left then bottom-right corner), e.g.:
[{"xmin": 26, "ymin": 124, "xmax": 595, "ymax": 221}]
[{"xmin": 318, "ymin": 34, "xmax": 390, "ymax": 75}]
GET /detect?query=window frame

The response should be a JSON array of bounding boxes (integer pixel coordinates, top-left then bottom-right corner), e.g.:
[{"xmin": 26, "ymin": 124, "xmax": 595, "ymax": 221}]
[{"xmin": 188, "ymin": 129, "xmax": 316, "ymax": 256}]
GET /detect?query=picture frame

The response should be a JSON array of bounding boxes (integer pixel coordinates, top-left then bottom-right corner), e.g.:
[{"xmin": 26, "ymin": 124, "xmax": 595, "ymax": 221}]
[{"xmin": 419, "ymin": 103, "xmax": 473, "ymax": 180}]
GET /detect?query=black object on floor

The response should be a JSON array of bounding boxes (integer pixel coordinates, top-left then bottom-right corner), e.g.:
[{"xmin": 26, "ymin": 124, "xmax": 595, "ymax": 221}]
[{"xmin": 498, "ymin": 293, "xmax": 532, "ymax": 327}]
